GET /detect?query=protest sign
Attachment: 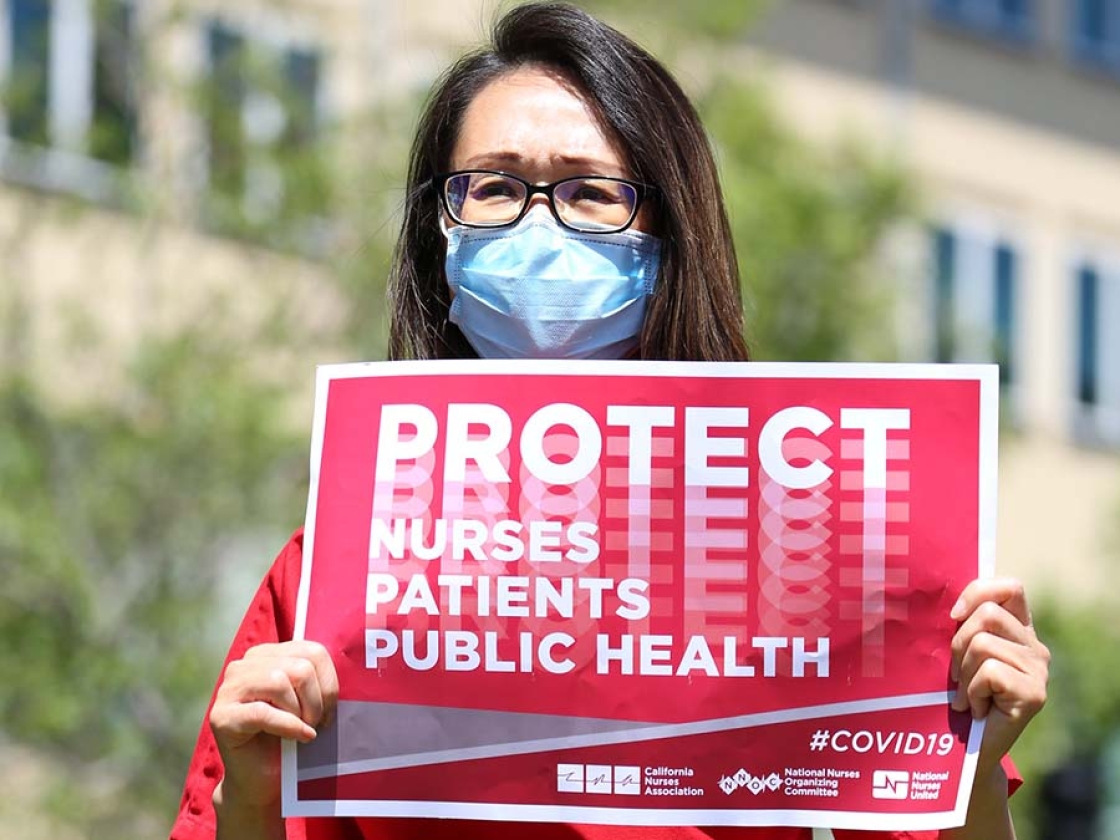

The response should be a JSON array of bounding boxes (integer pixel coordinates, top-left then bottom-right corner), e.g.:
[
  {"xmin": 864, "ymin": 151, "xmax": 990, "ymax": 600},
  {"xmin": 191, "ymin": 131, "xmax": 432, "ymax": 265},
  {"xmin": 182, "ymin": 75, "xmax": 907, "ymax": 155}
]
[{"xmin": 282, "ymin": 360, "xmax": 998, "ymax": 831}]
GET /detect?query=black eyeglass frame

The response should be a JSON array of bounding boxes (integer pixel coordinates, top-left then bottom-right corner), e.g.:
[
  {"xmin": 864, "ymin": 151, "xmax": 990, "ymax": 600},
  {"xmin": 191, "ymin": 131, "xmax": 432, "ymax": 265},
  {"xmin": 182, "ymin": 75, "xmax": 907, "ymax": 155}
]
[{"xmin": 433, "ymin": 169, "xmax": 656, "ymax": 234}]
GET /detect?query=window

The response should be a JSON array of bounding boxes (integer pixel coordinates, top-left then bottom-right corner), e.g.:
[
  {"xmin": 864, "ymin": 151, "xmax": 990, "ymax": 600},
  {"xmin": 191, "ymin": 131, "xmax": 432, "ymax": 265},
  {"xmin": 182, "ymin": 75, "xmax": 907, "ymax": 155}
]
[
  {"xmin": 1071, "ymin": 0, "xmax": 1120, "ymax": 73},
  {"xmin": 7, "ymin": 0, "xmax": 50, "ymax": 144},
  {"xmin": 930, "ymin": 224, "xmax": 1020, "ymax": 387},
  {"xmin": 929, "ymin": 0, "xmax": 1035, "ymax": 42},
  {"xmin": 89, "ymin": 0, "xmax": 136, "ymax": 165},
  {"xmin": 1, "ymin": 0, "xmax": 137, "ymax": 169},
  {"xmin": 203, "ymin": 20, "xmax": 327, "ymax": 241},
  {"xmin": 1072, "ymin": 257, "xmax": 1120, "ymax": 446}
]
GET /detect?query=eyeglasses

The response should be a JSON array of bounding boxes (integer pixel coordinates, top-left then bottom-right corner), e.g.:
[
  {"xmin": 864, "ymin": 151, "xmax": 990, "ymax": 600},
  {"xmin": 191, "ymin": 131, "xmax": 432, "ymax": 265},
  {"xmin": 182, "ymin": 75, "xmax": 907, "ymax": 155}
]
[{"xmin": 434, "ymin": 169, "xmax": 654, "ymax": 234}]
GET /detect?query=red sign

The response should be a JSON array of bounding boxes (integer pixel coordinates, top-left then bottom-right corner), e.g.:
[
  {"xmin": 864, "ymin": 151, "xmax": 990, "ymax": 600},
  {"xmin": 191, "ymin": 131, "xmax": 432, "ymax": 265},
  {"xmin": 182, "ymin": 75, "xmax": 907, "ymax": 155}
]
[{"xmin": 282, "ymin": 360, "xmax": 998, "ymax": 832}]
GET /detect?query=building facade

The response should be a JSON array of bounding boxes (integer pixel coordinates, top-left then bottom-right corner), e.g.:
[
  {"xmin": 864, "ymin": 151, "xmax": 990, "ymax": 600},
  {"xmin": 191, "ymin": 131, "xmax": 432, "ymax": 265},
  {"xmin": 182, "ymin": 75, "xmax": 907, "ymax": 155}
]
[
  {"xmin": 747, "ymin": 0, "xmax": 1120, "ymax": 600},
  {"xmin": 1, "ymin": 0, "xmax": 1116, "ymax": 601},
  {"xmin": 0, "ymin": 0, "xmax": 468, "ymax": 401}
]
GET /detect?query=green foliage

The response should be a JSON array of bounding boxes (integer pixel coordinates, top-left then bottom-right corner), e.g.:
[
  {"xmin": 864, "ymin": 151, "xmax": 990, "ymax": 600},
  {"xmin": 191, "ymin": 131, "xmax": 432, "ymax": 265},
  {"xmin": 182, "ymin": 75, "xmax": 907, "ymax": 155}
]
[
  {"xmin": 700, "ymin": 78, "xmax": 913, "ymax": 361},
  {"xmin": 325, "ymin": 98, "xmax": 418, "ymax": 360},
  {"xmin": 200, "ymin": 35, "xmax": 334, "ymax": 248},
  {"xmin": 0, "ymin": 31, "xmax": 401, "ymax": 830},
  {"xmin": 1033, "ymin": 602, "xmax": 1120, "ymax": 749},
  {"xmin": 1005, "ymin": 598, "xmax": 1120, "ymax": 839},
  {"xmin": 583, "ymin": 0, "xmax": 765, "ymax": 42},
  {"xmin": 0, "ymin": 334, "xmax": 307, "ymax": 834}
]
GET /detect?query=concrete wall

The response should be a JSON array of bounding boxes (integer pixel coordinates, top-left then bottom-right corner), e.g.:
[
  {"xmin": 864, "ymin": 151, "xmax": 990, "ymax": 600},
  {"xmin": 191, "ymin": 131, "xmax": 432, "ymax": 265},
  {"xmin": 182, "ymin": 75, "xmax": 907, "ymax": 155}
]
[{"xmin": 750, "ymin": 0, "xmax": 1120, "ymax": 152}]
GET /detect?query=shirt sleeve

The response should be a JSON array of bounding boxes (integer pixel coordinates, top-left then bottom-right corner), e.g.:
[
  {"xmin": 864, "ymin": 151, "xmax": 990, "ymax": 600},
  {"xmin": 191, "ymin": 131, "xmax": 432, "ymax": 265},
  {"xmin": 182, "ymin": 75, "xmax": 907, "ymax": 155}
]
[
  {"xmin": 1005, "ymin": 753, "xmax": 1023, "ymax": 796},
  {"xmin": 168, "ymin": 531, "xmax": 308, "ymax": 840},
  {"xmin": 831, "ymin": 753, "xmax": 1024, "ymax": 840}
]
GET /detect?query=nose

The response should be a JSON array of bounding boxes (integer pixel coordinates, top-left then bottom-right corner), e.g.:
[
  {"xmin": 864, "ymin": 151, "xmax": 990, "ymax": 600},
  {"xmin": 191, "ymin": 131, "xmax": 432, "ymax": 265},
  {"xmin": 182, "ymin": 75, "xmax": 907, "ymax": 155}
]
[
  {"xmin": 523, "ymin": 200, "xmax": 553, "ymax": 222},
  {"xmin": 525, "ymin": 192, "xmax": 551, "ymax": 213}
]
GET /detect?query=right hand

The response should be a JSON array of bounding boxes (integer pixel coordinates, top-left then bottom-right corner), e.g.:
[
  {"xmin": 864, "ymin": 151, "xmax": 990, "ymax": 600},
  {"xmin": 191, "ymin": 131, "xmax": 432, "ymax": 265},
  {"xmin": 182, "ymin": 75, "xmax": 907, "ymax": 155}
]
[{"xmin": 209, "ymin": 640, "xmax": 339, "ymax": 806}]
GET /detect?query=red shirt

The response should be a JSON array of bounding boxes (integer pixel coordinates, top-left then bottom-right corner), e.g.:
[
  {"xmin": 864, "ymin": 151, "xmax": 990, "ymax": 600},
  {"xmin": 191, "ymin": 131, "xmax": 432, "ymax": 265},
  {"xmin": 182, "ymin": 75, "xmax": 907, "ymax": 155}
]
[{"xmin": 169, "ymin": 532, "xmax": 1019, "ymax": 840}]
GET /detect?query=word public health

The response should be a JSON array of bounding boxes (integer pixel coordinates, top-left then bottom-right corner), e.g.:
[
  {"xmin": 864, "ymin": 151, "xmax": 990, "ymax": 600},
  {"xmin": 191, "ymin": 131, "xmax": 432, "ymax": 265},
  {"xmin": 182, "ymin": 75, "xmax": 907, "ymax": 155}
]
[{"xmin": 364, "ymin": 400, "xmax": 911, "ymax": 678}]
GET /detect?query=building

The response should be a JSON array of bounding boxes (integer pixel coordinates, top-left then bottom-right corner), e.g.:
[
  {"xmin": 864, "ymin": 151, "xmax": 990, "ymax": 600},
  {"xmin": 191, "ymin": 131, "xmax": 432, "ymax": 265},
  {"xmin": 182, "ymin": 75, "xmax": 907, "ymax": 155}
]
[
  {"xmin": 745, "ymin": 0, "xmax": 1120, "ymax": 601},
  {"xmin": 1, "ymin": 0, "xmax": 1115, "ymax": 602},
  {"xmin": 0, "ymin": 0, "xmax": 467, "ymax": 402}
]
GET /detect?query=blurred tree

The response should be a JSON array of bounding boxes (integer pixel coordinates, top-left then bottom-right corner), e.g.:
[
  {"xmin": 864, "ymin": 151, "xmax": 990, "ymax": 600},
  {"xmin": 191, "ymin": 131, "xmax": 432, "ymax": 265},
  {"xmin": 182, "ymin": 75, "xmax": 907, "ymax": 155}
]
[
  {"xmin": 585, "ymin": 0, "xmax": 762, "ymax": 41},
  {"xmin": 200, "ymin": 21, "xmax": 333, "ymax": 249},
  {"xmin": 1009, "ymin": 597, "xmax": 1120, "ymax": 840},
  {"xmin": 700, "ymin": 79, "xmax": 911, "ymax": 361},
  {"xmin": 587, "ymin": 0, "xmax": 913, "ymax": 361},
  {"xmin": 0, "ymin": 334, "xmax": 309, "ymax": 835},
  {"xmin": 0, "ymin": 4, "xmax": 399, "ymax": 835}
]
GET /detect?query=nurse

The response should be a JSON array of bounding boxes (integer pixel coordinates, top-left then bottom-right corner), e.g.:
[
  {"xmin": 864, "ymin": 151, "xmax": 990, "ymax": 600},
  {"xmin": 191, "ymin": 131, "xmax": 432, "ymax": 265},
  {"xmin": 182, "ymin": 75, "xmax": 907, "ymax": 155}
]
[{"xmin": 170, "ymin": 4, "xmax": 1049, "ymax": 839}]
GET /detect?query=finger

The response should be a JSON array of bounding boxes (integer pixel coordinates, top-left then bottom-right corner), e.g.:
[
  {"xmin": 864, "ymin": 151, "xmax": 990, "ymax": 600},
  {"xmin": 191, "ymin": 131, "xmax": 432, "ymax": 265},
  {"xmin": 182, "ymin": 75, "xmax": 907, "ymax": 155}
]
[
  {"xmin": 244, "ymin": 641, "xmax": 338, "ymax": 725},
  {"xmin": 958, "ymin": 655, "xmax": 1048, "ymax": 723},
  {"xmin": 313, "ymin": 651, "xmax": 340, "ymax": 730},
  {"xmin": 952, "ymin": 631, "xmax": 1048, "ymax": 715},
  {"xmin": 282, "ymin": 656, "xmax": 326, "ymax": 728},
  {"xmin": 290, "ymin": 642, "xmax": 340, "ymax": 728},
  {"xmin": 211, "ymin": 699, "xmax": 317, "ymax": 745},
  {"xmin": 952, "ymin": 630, "xmax": 1034, "ymax": 708},
  {"xmin": 219, "ymin": 660, "xmax": 306, "ymax": 720},
  {"xmin": 951, "ymin": 578, "xmax": 1031, "ymax": 627},
  {"xmin": 950, "ymin": 600, "xmax": 1038, "ymax": 679},
  {"xmin": 244, "ymin": 639, "xmax": 332, "ymax": 664}
]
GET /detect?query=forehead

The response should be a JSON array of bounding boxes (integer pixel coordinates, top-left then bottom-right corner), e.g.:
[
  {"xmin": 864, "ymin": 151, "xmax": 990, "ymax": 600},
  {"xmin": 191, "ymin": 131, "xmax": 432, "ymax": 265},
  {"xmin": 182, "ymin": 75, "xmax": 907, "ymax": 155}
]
[{"xmin": 450, "ymin": 65, "xmax": 629, "ymax": 179}]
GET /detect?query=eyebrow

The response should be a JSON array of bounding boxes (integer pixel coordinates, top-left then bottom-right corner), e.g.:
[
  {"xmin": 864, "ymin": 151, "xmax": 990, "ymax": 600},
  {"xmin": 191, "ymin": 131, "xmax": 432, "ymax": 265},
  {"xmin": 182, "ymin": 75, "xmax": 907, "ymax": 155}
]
[{"xmin": 459, "ymin": 151, "xmax": 626, "ymax": 174}]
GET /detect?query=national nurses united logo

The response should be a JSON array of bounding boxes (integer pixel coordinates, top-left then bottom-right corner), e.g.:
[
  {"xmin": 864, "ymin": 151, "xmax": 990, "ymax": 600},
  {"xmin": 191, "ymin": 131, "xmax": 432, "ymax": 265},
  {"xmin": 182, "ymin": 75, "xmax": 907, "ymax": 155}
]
[
  {"xmin": 719, "ymin": 768, "xmax": 783, "ymax": 796},
  {"xmin": 872, "ymin": 770, "xmax": 910, "ymax": 800}
]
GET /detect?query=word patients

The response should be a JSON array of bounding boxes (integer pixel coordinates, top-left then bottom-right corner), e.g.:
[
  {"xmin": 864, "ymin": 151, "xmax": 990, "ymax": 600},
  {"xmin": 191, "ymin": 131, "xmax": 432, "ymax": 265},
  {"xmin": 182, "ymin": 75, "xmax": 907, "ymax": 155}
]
[{"xmin": 364, "ymin": 401, "xmax": 909, "ymax": 678}]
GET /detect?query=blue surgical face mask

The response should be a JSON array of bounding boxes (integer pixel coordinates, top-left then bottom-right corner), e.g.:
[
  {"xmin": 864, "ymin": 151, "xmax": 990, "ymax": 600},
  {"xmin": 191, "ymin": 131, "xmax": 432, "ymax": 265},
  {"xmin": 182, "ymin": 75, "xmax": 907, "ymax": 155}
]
[{"xmin": 442, "ymin": 210, "xmax": 661, "ymax": 359}]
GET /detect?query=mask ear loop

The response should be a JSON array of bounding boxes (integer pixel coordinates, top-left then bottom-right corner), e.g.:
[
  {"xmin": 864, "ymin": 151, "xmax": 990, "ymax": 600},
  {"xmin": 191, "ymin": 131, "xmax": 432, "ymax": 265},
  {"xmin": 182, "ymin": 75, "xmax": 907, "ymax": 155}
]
[{"xmin": 438, "ymin": 211, "xmax": 460, "ymax": 323}]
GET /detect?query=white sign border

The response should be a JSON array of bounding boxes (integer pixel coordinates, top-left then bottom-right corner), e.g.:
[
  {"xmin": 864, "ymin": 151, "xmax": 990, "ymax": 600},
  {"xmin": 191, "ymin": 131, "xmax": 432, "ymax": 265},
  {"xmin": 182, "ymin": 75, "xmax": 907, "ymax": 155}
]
[{"xmin": 283, "ymin": 359, "xmax": 999, "ymax": 830}]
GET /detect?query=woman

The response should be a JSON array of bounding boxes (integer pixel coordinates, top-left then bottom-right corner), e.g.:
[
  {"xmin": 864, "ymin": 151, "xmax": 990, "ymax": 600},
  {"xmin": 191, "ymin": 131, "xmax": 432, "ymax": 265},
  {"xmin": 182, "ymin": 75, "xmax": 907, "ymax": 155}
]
[{"xmin": 170, "ymin": 4, "xmax": 1049, "ymax": 839}]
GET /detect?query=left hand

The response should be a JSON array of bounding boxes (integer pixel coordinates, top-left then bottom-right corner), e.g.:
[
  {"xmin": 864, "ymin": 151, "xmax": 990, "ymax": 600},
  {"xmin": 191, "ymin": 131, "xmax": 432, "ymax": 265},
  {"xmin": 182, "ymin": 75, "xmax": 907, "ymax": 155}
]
[{"xmin": 949, "ymin": 577, "xmax": 1050, "ymax": 774}]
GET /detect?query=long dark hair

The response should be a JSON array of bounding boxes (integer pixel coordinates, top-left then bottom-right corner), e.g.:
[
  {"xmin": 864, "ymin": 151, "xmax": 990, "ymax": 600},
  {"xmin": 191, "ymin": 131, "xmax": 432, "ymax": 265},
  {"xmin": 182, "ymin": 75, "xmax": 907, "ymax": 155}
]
[{"xmin": 387, "ymin": 1, "xmax": 748, "ymax": 362}]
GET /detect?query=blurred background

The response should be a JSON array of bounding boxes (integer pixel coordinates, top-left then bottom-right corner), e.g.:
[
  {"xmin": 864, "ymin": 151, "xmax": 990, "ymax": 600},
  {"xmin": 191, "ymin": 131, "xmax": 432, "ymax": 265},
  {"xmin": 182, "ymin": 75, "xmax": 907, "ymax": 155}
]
[{"xmin": 0, "ymin": 0, "xmax": 1117, "ymax": 837}]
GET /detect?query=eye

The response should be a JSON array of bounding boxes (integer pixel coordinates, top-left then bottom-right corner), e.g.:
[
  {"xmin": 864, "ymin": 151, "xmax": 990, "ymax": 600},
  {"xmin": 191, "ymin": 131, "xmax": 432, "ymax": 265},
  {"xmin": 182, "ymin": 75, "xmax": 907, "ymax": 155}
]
[
  {"xmin": 569, "ymin": 183, "xmax": 618, "ymax": 204},
  {"xmin": 469, "ymin": 175, "xmax": 521, "ymax": 202},
  {"xmin": 558, "ymin": 178, "xmax": 637, "ymax": 209}
]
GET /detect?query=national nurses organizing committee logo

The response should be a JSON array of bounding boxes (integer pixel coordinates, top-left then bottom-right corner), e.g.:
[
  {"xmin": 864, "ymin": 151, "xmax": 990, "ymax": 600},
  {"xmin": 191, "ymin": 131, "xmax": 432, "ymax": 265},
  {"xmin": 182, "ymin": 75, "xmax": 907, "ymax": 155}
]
[
  {"xmin": 872, "ymin": 770, "xmax": 910, "ymax": 800},
  {"xmin": 557, "ymin": 764, "xmax": 640, "ymax": 795},
  {"xmin": 719, "ymin": 768, "xmax": 783, "ymax": 796}
]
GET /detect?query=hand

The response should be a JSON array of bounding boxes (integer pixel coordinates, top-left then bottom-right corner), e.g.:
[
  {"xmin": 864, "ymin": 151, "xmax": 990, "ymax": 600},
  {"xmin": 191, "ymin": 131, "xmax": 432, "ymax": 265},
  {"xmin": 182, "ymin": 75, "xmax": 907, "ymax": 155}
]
[
  {"xmin": 949, "ymin": 578, "xmax": 1049, "ymax": 775},
  {"xmin": 209, "ymin": 640, "xmax": 339, "ymax": 808}
]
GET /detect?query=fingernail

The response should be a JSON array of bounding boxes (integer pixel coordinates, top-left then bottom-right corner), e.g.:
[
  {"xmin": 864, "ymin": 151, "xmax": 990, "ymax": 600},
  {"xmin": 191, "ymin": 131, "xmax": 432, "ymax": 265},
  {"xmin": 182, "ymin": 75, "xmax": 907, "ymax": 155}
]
[
  {"xmin": 950, "ymin": 660, "xmax": 959, "ymax": 683},
  {"xmin": 950, "ymin": 598, "xmax": 965, "ymax": 620}
]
